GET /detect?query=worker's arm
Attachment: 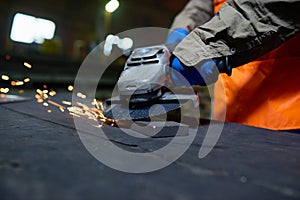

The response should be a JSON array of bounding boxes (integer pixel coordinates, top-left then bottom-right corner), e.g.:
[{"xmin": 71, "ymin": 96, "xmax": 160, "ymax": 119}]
[
  {"xmin": 170, "ymin": 0, "xmax": 214, "ymax": 32},
  {"xmin": 173, "ymin": 0, "xmax": 300, "ymax": 68},
  {"xmin": 166, "ymin": 0, "xmax": 214, "ymax": 44}
]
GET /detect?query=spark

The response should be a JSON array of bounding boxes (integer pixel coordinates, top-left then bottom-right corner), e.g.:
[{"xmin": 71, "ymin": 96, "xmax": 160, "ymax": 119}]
[
  {"xmin": 11, "ymin": 81, "xmax": 24, "ymax": 86},
  {"xmin": 99, "ymin": 102, "xmax": 104, "ymax": 110},
  {"xmin": 35, "ymin": 88, "xmax": 51, "ymax": 101},
  {"xmin": 35, "ymin": 92, "xmax": 44, "ymax": 103},
  {"xmin": 93, "ymin": 124, "xmax": 103, "ymax": 128},
  {"xmin": 1, "ymin": 75, "xmax": 9, "ymax": 81},
  {"xmin": 47, "ymin": 99, "xmax": 65, "ymax": 110},
  {"xmin": 15, "ymin": 81, "xmax": 24, "ymax": 86},
  {"xmin": 35, "ymin": 86, "xmax": 116, "ymax": 127},
  {"xmin": 67, "ymin": 85, "xmax": 73, "ymax": 92},
  {"xmin": 24, "ymin": 62, "xmax": 32, "ymax": 69},
  {"xmin": 35, "ymin": 94, "xmax": 41, "ymax": 99},
  {"xmin": 76, "ymin": 92, "xmax": 86, "ymax": 99},
  {"xmin": 23, "ymin": 78, "xmax": 30, "ymax": 83},
  {"xmin": 67, "ymin": 101, "xmax": 116, "ymax": 126},
  {"xmin": 92, "ymin": 99, "xmax": 100, "ymax": 109},
  {"xmin": 69, "ymin": 112, "xmax": 80, "ymax": 118},
  {"xmin": 92, "ymin": 99, "xmax": 104, "ymax": 110},
  {"xmin": 62, "ymin": 100, "xmax": 72, "ymax": 106},
  {"xmin": 49, "ymin": 90, "xmax": 56, "ymax": 96},
  {"xmin": 0, "ymin": 88, "xmax": 10, "ymax": 94},
  {"xmin": 11, "ymin": 81, "xmax": 16, "ymax": 86},
  {"xmin": 36, "ymin": 89, "xmax": 43, "ymax": 95}
]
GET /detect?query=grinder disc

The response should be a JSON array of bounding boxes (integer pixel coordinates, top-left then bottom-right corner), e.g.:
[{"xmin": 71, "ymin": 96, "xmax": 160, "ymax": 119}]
[{"xmin": 103, "ymin": 102, "xmax": 181, "ymax": 120}]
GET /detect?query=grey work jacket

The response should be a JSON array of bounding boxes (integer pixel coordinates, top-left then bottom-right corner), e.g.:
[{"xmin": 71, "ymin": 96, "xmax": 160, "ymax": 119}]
[{"xmin": 171, "ymin": 0, "xmax": 300, "ymax": 68}]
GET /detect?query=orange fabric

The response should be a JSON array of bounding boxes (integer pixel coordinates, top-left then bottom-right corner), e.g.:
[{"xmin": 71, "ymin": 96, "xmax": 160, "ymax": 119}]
[
  {"xmin": 213, "ymin": 0, "xmax": 227, "ymax": 13},
  {"xmin": 213, "ymin": 0, "xmax": 300, "ymax": 130}
]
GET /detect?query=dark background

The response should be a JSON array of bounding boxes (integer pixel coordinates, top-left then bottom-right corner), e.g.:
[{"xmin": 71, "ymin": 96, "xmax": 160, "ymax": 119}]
[
  {"xmin": 0, "ymin": 0, "xmax": 215, "ymax": 118},
  {"xmin": 0, "ymin": 0, "xmax": 189, "ymax": 94},
  {"xmin": 0, "ymin": 0, "xmax": 188, "ymax": 57}
]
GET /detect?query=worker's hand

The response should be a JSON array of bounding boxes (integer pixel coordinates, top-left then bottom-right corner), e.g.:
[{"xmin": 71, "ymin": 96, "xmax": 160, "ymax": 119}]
[
  {"xmin": 166, "ymin": 28, "xmax": 189, "ymax": 44},
  {"xmin": 170, "ymin": 55, "xmax": 226, "ymax": 86}
]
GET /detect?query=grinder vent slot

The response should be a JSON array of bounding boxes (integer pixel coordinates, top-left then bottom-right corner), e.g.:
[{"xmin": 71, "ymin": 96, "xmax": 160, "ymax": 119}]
[
  {"xmin": 142, "ymin": 55, "xmax": 157, "ymax": 60},
  {"xmin": 131, "ymin": 57, "xmax": 142, "ymax": 61},
  {"xmin": 127, "ymin": 54, "xmax": 160, "ymax": 67},
  {"xmin": 127, "ymin": 60, "xmax": 159, "ymax": 67}
]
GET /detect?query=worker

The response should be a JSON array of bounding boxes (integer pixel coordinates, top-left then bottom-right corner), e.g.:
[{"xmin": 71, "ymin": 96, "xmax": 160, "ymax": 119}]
[{"xmin": 167, "ymin": 0, "xmax": 300, "ymax": 131}]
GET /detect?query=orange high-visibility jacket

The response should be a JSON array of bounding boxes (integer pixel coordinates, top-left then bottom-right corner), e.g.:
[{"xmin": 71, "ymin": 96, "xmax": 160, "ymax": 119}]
[
  {"xmin": 172, "ymin": 0, "xmax": 300, "ymax": 130},
  {"xmin": 213, "ymin": 0, "xmax": 300, "ymax": 130}
]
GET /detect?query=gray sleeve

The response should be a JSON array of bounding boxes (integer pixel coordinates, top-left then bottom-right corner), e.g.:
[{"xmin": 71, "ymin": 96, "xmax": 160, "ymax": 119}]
[
  {"xmin": 170, "ymin": 0, "xmax": 214, "ymax": 31},
  {"xmin": 173, "ymin": 0, "xmax": 300, "ymax": 67}
]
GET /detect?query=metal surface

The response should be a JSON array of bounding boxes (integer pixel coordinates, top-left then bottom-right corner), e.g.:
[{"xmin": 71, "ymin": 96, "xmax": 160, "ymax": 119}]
[
  {"xmin": 0, "ymin": 94, "xmax": 31, "ymax": 104},
  {"xmin": 1, "ymin": 93, "xmax": 300, "ymax": 199}
]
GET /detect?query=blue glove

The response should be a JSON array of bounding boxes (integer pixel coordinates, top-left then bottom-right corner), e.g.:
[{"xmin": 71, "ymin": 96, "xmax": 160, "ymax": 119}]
[
  {"xmin": 166, "ymin": 28, "xmax": 189, "ymax": 44},
  {"xmin": 170, "ymin": 55, "xmax": 232, "ymax": 86}
]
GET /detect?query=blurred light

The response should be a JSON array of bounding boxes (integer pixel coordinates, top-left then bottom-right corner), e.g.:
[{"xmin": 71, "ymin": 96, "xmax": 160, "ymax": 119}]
[
  {"xmin": 24, "ymin": 62, "xmax": 32, "ymax": 69},
  {"xmin": 0, "ymin": 88, "xmax": 10, "ymax": 94},
  {"xmin": 11, "ymin": 80, "xmax": 25, "ymax": 86},
  {"xmin": 117, "ymin": 37, "xmax": 133, "ymax": 51},
  {"xmin": 35, "ymin": 18, "xmax": 56, "ymax": 43},
  {"xmin": 49, "ymin": 90, "xmax": 56, "ymax": 96},
  {"xmin": 5, "ymin": 55, "xmax": 11, "ymax": 61},
  {"xmin": 77, "ymin": 92, "xmax": 86, "ymax": 99},
  {"xmin": 68, "ymin": 85, "xmax": 74, "ymax": 92},
  {"xmin": 43, "ymin": 93, "xmax": 49, "ymax": 99},
  {"xmin": 11, "ymin": 81, "xmax": 16, "ymax": 86},
  {"xmin": 1, "ymin": 75, "xmax": 10, "ymax": 81},
  {"xmin": 104, "ymin": 34, "xmax": 133, "ymax": 56},
  {"xmin": 62, "ymin": 101, "xmax": 72, "ymax": 106},
  {"xmin": 105, "ymin": 0, "xmax": 119, "ymax": 13},
  {"xmin": 10, "ymin": 13, "xmax": 56, "ymax": 44},
  {"xmin": 104, "ymin": 34, "xmax": 118, "ymax": 56},
  {"xmin": 36, "ymin": 89, "xmax": 43, "ymax": 95},
  {"xmin": 23, "ymin": 78, "xmax": 30, "ymax": 83},
  {"xmin": 15, "ymin": 81, "xmax": 24, "ymax": 86}
]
